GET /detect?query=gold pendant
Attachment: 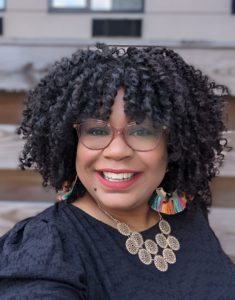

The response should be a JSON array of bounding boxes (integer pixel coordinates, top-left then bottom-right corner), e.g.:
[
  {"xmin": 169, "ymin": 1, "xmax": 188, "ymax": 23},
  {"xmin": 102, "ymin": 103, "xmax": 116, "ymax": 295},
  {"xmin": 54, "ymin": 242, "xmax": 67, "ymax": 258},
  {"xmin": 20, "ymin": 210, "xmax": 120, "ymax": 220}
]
[
  {"xmin": 122, "ymin": 218, "xmax": 180, "ymax": 272},
  {"xmin": 96, "ymin": 202, "xmax": 180, "ymax": 272}
]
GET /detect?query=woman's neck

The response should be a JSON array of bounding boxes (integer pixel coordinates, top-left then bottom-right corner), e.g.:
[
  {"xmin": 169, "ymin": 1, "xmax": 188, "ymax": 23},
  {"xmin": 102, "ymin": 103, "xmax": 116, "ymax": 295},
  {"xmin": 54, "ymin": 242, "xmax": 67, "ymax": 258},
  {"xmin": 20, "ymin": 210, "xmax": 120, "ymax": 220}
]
[{"xmin": 72, "ymin": 193, "xmax": 160, "ymax": 232}]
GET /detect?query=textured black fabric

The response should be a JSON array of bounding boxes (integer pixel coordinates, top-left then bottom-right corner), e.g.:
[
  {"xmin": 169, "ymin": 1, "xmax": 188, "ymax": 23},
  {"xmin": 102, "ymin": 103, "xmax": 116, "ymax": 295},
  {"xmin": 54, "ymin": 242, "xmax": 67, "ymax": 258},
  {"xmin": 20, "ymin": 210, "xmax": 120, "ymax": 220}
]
[{"xmin": 0, "ymin": 201, "xmax": 235, "ymax": 299}]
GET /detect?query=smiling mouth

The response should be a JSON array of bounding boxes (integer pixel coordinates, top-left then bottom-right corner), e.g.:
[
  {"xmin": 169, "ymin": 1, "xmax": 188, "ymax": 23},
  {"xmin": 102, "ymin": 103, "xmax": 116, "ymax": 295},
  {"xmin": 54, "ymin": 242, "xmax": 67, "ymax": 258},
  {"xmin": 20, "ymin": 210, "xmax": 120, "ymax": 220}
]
[{"xmin": 100, "ymin": 172, "xmax": 136, "ymax": 182}]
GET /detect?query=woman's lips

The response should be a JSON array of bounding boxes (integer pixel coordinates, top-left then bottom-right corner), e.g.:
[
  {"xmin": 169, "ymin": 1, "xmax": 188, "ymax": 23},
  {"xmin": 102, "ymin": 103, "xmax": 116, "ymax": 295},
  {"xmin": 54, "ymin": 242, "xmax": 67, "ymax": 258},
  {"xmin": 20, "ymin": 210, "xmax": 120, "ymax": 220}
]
[{"xmin": 96, "ymin": 171, "xmax": 143, "ymax": 189}]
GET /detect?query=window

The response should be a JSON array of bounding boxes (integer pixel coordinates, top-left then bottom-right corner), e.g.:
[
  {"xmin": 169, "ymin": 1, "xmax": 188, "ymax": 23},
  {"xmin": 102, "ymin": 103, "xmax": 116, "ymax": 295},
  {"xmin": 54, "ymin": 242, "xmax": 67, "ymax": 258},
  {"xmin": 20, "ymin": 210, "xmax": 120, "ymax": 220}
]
[
  {"xmin": 92, "ymin": 19, "xmax": 142, "ymax": 37},
  {"xmin": 0, "ymin": 0, "xmax": 5, "ymax": 11},
  {"xmin": 232, "ymin": 0, "xmax": 235, "ymax": 14},
  {"xmin": 50, "ymin": 0, "xmax": 87, "ymax": 10},
  {"xmin": 49, "ymin": 0, "xmax": 144, "ymax": 12},
  {"xmin": 0, "ymin": 18, "xmax": 3, "ymax": 35},
  {"xmin": 90, "ymin": 0, "xmax": 143, "ymax": 12}
]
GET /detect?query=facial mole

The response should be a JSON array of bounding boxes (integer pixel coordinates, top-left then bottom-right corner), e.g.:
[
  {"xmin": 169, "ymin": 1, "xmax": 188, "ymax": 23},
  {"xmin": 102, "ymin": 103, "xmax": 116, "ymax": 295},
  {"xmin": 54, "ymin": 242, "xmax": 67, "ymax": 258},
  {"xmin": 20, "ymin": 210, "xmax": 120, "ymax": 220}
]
[{"xmin": 94, "ymin": 188, "xmax": 97, "ymax": 192}]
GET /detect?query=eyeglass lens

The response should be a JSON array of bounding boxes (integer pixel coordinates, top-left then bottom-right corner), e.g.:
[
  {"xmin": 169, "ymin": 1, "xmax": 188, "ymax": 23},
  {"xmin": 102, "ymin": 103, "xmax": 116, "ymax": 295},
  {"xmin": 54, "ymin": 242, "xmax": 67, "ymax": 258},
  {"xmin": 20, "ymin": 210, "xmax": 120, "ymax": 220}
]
[{"xmin": 77, "ymin": 119, "xmax": 163, "ymax": 151}]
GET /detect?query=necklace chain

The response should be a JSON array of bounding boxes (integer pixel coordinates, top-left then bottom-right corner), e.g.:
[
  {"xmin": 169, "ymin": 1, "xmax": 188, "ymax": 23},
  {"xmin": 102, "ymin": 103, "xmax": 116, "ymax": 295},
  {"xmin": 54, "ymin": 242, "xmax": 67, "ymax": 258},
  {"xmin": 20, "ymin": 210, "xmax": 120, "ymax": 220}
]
[{"xmin": 97, "ymin": 203, "xmax": 180, "ymax": 272}]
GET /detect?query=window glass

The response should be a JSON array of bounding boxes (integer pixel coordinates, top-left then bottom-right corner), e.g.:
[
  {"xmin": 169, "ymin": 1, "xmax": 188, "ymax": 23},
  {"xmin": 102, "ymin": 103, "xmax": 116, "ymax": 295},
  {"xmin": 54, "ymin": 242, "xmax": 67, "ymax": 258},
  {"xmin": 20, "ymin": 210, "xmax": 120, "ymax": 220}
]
[
  {"xmin": 91, "ymin": 0, "xmax": 111, "ymax": 11},
  {"xmin": 0, "ymin": 0, "xmax": 5, "ymax": 10},
  {"xmin": 50, "ymin": 0, "xmax": 143, "ymax": 11},
  {"xmin": 91, "ymin": 0, "xmax": 143, "ymax": 11},
  {"xmin": 51, "ymin": 0, "xmax": 87, "ymax": 9}
]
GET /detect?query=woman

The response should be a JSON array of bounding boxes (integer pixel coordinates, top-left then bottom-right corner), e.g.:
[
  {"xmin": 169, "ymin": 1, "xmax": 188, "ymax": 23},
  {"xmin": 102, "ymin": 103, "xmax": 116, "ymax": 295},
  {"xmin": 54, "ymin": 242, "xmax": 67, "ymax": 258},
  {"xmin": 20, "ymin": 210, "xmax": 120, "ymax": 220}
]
[{"xmin": 0, "ymin": 44, "xmax": 234, "ymax": 299}]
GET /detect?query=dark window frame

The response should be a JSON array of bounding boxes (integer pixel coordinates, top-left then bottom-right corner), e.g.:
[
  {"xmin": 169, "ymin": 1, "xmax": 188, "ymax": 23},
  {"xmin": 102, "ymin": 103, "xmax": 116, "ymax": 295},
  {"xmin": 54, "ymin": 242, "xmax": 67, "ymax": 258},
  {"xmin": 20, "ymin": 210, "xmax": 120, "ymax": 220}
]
[
  {"xmin": 232, "ymin": 0, "xmax": 235, "ymax": 14},
  {"xmin": 92, "ymin": 19, "xmax": 142, "ymax": 37},
  {"xmin": 0, "ymin": 0, "xmax": 6, "ymax": 11},
  {"xmin": 0, "ymin": 18, "xmax": 3, "ymax": 35},
  {"xmin": 48, "ymin": 0, "xmax": 144, "ymax": 13}
]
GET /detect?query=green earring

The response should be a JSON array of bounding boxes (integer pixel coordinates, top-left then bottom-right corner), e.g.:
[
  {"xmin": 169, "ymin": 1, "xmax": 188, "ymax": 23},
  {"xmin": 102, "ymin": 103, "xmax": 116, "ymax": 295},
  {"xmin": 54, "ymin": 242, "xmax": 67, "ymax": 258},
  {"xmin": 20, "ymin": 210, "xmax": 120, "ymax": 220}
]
[{"xmin": 57, "ymin": 176, "xmax": 78, "ymax": 201}]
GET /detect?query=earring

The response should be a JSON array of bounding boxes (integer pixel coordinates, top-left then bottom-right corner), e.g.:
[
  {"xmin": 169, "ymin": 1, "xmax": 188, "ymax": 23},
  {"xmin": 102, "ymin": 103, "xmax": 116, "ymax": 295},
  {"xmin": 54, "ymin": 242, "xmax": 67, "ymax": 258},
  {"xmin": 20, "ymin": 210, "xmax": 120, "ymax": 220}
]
[
  {"xmin": 150, "ymin": 187, "xmax": 187, "ymax": 215},
  {"xmin": 57, "ymin": 176, "xmax": 78, "ymax": 201}
]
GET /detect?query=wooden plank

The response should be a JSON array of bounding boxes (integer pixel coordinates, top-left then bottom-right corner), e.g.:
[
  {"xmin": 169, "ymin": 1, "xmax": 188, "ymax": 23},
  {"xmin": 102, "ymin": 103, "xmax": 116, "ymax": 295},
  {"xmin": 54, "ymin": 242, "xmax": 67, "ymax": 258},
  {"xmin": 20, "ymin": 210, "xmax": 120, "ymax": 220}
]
[
  {"xmin": 226, "ymin": 97, "xmax": 235, "ymax": 130},
  {"xmin": 177, "ymin": 48, "xmax": 235, "ymax": 95},
  {"xmin": 0, "ymin": 125, "xmax": 24, "ymax": 169},
  {"xmin": 0, "ymin": 169, "xmax": 234, "ymax": 206},
  {"xmin": 0, "ymin": 126, "xmax": 234, "ymax": 205},
  {"xmin": 0, "ymin": 169, "xmax": 55, "ymax": 201},
  {"xmin": 0, "ymin": 46, "xmax": 235, "ymax": 94},
  {"xmin": 209, "ymin": 207, "xmax": 235, "ymax": 261},
  {"xmin": 0, "ymin": 92, "xmax": 25, "ymax": 124},
  {"xmin": 0, "ymin": 201, "xmax": 51, "ymax": 236},
  {"xmin": 0, "ymin": 201, "xmax": 234, "ymax": 262},
  {"xmin": 0, "ymin": 93, "xmax": 234, "ymax": 128},
  {"xmin": 210, "ymin": 177, "xmax": 235, "ymax": 207},
  {"xmin": 1, "ymin": 124, "xmax": 235, "ymax": 173},
  {"xmin": 219, "ymin": 130, "xmax": 235, "ymax": 177}
]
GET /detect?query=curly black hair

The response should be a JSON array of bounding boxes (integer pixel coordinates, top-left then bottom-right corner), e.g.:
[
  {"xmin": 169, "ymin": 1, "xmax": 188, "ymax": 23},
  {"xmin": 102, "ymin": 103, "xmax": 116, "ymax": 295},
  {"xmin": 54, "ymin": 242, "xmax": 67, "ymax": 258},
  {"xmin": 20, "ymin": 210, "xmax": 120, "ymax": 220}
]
[{"xmin": 18, "ymin": 44, "xmax": 230, "ymax": 214}]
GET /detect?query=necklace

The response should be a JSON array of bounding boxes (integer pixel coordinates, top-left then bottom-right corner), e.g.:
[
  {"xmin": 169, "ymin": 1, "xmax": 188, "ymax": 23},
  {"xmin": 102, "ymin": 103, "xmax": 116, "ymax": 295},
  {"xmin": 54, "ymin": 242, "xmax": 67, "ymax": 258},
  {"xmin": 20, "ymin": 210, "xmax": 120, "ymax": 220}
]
[{"xmin": 97, "ymin": 203, "xmax": 180, "ymax": 272}]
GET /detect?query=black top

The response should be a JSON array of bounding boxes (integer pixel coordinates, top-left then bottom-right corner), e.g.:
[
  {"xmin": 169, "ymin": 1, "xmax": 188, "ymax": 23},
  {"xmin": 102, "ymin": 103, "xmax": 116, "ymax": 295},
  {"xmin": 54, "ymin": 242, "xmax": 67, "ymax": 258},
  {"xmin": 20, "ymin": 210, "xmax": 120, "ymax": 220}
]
[{"xmin": 0, "ymin": 201, "xmax": 234, "ymax": 300}]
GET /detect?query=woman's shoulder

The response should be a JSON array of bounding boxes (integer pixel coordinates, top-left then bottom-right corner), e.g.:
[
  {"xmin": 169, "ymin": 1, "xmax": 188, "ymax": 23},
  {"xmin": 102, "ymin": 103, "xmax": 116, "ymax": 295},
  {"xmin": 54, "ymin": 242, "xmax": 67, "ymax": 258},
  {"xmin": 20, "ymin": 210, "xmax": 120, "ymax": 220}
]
[
  {"xmin": 0, "ymin": 201, "xmax": 65, "ymax": 246},
  {"xmin": 0, "ymin": 201, "xmax": 86, "ymax": 287}
]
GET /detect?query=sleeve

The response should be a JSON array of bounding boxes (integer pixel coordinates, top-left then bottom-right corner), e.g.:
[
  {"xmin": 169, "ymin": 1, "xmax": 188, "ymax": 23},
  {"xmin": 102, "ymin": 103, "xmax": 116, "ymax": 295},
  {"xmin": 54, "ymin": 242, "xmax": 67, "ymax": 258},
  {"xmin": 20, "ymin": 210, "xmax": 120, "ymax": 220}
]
[
  {"xmin": 0, "ymin": 216, "xmax": 87, "ymax": 299},
  {"xmin": 0, "ymin": 279, "xmax": 85, "ymax": 299}
]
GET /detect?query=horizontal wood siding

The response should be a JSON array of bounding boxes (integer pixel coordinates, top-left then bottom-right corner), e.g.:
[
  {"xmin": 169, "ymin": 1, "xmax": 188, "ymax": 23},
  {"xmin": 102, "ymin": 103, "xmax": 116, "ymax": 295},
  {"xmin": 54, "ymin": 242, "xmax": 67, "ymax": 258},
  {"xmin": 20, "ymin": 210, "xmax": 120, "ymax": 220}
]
[
  {"xmin": 227, "ymin": 97, "xmax": 235, "ymax": 129},
  {"xmin": 0, "ymin": 169, "xmax": 234, "ymax": 207},
  {"xmin": 0, "ymin": 93, "xmax": 235, "ymax": 126},
  {"xmin": 0, "ymin": 170, "xmax": 55, "ymax": 201},
  {"xmin": 0, "ymin": 92, "xmax": 25, "ymax": 124},
  {"xmin": 210, "ymin": 177, "xmax": 235, "ymax": 207},
  {"xmin": 0, "ymin": 200, "xmax": 234, "ymax": 262},
  {"xmin": 0, "ymin": 91, "xmax": 234, "ymax": 262}
]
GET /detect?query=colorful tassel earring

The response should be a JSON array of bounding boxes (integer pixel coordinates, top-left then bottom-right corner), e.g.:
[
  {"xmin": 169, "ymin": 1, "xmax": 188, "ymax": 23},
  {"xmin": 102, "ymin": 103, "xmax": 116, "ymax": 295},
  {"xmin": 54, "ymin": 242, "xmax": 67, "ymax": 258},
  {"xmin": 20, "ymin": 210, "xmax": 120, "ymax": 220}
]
[
  {"xmin": 57, "ymin": 176, "xmax": 78, "ymax": 201},
  {"xmin": 150, "ymin": 187, "xmax": 187, "ymax": 215}
]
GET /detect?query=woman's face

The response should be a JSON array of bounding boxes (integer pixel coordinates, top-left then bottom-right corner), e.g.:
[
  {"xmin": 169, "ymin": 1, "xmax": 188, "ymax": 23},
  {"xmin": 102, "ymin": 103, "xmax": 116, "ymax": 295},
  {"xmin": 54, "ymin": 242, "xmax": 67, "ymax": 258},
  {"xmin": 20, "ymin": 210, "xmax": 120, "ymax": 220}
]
[{"xmin": 76, "ymin": 87, "xmax": 168, "ymax": 212}]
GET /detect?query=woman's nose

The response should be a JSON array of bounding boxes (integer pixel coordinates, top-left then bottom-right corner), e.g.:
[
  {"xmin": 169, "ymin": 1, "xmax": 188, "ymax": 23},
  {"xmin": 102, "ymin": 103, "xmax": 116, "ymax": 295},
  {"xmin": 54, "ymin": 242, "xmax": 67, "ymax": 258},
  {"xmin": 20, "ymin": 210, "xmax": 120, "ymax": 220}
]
[{"xmin": 102, "ymin": 134, "xmax": 134, "ymax": 160}]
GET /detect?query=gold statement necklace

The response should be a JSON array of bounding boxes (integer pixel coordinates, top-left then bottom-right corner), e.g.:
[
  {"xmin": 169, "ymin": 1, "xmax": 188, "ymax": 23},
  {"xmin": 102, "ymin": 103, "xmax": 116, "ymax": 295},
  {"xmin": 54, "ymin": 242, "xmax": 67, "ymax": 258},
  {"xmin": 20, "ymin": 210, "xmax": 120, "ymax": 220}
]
[{"xmin": 97, "ymin": 203, "xmax": 180, "ymax": 272}]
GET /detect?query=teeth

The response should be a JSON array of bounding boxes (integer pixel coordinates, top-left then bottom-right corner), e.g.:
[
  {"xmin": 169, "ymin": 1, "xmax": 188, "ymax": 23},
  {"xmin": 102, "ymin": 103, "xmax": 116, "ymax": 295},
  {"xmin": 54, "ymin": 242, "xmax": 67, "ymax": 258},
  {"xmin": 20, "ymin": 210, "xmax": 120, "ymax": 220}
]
[{"xmin": 102, "ymin": 172, "xmax": 135, "ymax": 181}]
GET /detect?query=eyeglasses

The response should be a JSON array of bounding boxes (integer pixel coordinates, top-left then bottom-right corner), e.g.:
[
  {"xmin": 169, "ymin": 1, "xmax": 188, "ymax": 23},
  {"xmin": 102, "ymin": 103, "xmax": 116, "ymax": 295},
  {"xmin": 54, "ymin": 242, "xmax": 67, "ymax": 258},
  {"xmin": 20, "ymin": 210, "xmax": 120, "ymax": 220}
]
[{"xmin": 74, "ymin": 119, "xmax": 166, "ymax": 152}]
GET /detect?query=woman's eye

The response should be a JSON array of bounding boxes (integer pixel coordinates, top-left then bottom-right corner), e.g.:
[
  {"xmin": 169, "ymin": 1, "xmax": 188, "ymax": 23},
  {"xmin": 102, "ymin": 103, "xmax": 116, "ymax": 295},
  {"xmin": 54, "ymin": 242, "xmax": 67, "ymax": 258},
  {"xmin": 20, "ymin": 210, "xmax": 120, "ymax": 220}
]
[
  {"xmin": 130, "ymin": 128, "xmax": 155, "ymax": 137},
  {"xmin": 86, "ymin": 128, "xmax": 109, "ymax": 136}
]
